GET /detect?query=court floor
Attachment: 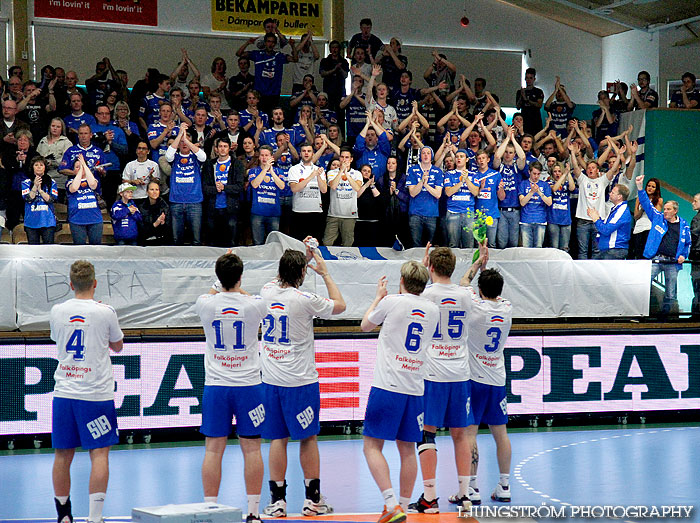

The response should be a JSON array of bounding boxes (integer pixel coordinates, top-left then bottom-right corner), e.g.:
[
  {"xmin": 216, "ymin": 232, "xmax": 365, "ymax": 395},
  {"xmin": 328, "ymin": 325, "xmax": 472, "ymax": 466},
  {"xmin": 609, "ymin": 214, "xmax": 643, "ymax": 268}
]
[{"xmin": 1, "ymin": 425, "xmax": 698, "ymax": 522}]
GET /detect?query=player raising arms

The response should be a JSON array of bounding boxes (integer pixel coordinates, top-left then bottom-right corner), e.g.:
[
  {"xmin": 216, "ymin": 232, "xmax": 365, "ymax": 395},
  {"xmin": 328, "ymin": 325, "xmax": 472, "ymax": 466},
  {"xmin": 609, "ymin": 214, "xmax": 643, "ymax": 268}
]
[
  {"xmin": 462, "ymin": 262, "xmax": 513, "ymax": 503},
  {"xmin": 196, "ymin": 253, "xmax": 269, "ymax": 523},
  {"xmin": 408, "ymin": 241, "xmax": 488, "ymax": 513},
  {"xmin": 50, "ymin": 260, "xmax": 124, "ymax": 523},
  {"xmin": 360, "ymin": 261, "xmax": 440, "ymax": 523},
  {"xmin": 260, "ymin": 238, "xmax": 346, "ymax": 517}
]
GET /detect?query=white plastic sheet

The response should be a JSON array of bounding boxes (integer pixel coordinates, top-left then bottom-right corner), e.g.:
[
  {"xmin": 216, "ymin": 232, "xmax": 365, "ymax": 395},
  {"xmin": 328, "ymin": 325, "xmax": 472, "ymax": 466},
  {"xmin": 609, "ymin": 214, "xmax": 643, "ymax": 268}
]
[{"xmin": 1, "ymin": 234, "xmax": 650, "ymax": 331}]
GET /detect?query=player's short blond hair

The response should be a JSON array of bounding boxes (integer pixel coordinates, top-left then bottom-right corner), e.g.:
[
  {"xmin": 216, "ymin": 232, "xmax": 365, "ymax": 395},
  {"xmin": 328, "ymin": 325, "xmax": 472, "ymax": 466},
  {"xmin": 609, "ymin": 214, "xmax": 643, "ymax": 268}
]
[
  {"xmin": 70, "ymin": 260, "xmax": 95, "ymax": 292},
  {"xmin": 401, "ymin": 260, "xmax": 429, "ymax": 295}
]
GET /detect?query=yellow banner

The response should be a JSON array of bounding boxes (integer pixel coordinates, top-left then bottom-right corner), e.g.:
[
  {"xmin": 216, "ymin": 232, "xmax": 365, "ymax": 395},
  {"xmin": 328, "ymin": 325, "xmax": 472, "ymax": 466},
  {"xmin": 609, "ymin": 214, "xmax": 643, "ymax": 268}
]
[{"xmin": 212, "ymin": 0, "xmax": 324, "ymax": 36}]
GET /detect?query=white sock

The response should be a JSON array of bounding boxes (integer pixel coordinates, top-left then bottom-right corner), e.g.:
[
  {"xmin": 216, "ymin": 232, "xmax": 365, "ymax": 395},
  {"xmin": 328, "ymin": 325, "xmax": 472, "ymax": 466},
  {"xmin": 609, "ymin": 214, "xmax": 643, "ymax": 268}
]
[
  {"xmin": 88, "ymin": 492, "xmax": 105, "ymax": 523},
  {"xmin": 470, "ymin": 475, "xmax": 478, "ymax": 488},
  {"xmin": 247, "ymin": 494, "xmax": 261, "ymax": 516},
  {"xmin": 275, "ymin": 480, "xmax": 285, "ymax": 488},
  {"xmin": 204, "ymin": 496, "xmax": 218, "ymax": 503},
  {"xmin": 56, "ymin": 496, "xmax": 69, "ymax": 505},
  {"xmin": 458, "ymin": 476, "xmax": 471, "ymax": 497},
  {"xmin": 399, "ymin": 496, "xmax": 411, "ymax": 512},
  {"xmin": 499, "ymin": 473, "xmax": 510, "ymax": 487},
  {"xmin": 423, "ymin": 479, "xmax": 437, "ymax": 501},
  {"xmin": 382, "ymin": 488, "xmax": 398, "ymax": 509}
]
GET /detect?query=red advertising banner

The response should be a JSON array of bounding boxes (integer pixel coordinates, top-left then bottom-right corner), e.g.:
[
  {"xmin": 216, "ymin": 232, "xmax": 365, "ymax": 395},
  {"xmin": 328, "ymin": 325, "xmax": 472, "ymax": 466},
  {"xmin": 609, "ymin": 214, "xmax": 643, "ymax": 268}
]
[{"xmin": 34, "ymin": 0, "xmax": 158, "ymax": 26}]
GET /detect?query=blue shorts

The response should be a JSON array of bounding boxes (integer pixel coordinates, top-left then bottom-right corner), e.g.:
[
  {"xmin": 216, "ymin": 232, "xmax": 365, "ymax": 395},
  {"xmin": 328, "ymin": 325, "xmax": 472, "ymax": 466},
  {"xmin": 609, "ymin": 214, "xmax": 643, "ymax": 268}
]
[
  {"xmin": 424, "ymin": 380, "xmax": 473, "ymax": 428},
  {"xmin": 469, "ymin": 380, "xmax": 508, "ymax": 426},
  {"xmin": 262, "ymin": 382, "xmax": 320, "ymax": 440},
  {"xmin": 200, "ymin": 384, "xmax": 266, "ymax": 438},
  {"xmin": 52, "ymin": 397, "xmax": 119, "ymax": 450},
  {"xmin": 363, "ymin": 387, "xmax": 424, "ymax": 442}
]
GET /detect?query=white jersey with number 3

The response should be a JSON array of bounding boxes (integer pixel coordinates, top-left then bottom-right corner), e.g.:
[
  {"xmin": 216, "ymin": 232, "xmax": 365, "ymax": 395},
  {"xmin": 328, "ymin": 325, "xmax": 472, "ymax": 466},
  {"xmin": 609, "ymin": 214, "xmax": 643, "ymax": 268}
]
[
  {"xmin": 195, "ymin": 292, "xmax": 268, "ymax": 387},
  {"xmin": 421, "ymin": 282, "xmax": 472, "ymax": 382},
  {"xmin": 368, "ymin": 294, "xmax": 439, "ymax": 396},
  {"xmin": 50, "ymin": 298, "xmax": 124, "ymax": 402},
  {"xmin": 466, "ymin": 287, "xmax": 512, "ymax": 386},
  {"xmin": 259, "ymin": 280, "xmax": 335, "ymax": 387}
]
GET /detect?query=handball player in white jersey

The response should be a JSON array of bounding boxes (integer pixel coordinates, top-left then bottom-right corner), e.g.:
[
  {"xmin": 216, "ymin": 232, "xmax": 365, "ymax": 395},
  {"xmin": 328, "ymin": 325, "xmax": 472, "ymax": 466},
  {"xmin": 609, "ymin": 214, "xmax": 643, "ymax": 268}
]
[
  {"xmin": 463, "ymin": 265, "xmax": 513, "ymax": 502},
  {"xmin": 50, "ymin": 260, "xmax": 124, "ymax": 523},
  {"xmin": 260, "ymin": 240, "xmax": 345, "ymax": 517},
  {"xmin": 408, "ymin": 241, "xmax": 488, "ymax": 513},
  {"xmin": 360, "ymin": 261, "xmax": 439, "ymax": 523},
  {"xmin": 196, "ymin": 253, "xmax": 268, "ymax": 523}
]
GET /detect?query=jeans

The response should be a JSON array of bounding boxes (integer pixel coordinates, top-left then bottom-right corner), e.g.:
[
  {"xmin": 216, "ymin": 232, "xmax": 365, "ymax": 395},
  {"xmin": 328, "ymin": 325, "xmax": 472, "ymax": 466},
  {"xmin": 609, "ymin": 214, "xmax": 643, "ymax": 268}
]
[
  {"xmin": 409, "ymin": 214, "xmax": 437, "ymax": 248},
  {"xmin": 691, "ymin": 262, "xmax": 700, "ymax": 314},
  {"xmin": 251, "ymin": 214, "xmax": 280, "ymax": 245},
  {"xmin": 497, "ymin": 209, "xmax": 520, "ymax": 248},
  {"xmin": 576, "ymin": 219, "xmax": 599, "ymax": 259},
  {"xmin": 650, "ymin": 258, "xmax": 681, "ymax": 314},
  {"xmin": 26, "ymin": 226, "xmax": 56, "ymax": 245},
  {"xmin": 116, "ymin": 238, "xmax": 139, "ymax": 246},
  {"xmin": 71, "ymin": 222, "xmax": 103, "ymax": 245},
  {"xmin": 206, "ymin": 207, "xmax": 238, "ymax": 247},
  {"xmin": 445, "ymin": 212, "xmax": 474, "ymax": 248},
  {"xmin": 520, "ymin": 223, "xmax": 546, "ymax": 248},
  {"xmin": 595, "ymin": 248, "xmax": 628, "ymax": 260},
  {"xmin": 547, "ymin": 223, "xmax": 571, "ymax": 251},
  {"xmin": 171, "ymin": 202, "xmax": 202, "ymax": 245},
  {"xmin": 486, "ymin": 220, "xmax": 499, "ymax": 248}
]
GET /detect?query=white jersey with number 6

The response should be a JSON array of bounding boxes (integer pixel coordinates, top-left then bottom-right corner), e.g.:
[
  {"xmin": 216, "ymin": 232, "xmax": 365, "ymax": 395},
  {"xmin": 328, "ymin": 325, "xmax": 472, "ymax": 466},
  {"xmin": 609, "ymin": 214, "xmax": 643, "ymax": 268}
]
[
  {"xmin": 260, "ymin": 280, "xmax": 335, "ymax": 387},
  {"xmin": 466, "ymin": 287, "xmax": 512, "ymax": 386},
  {"xmin": 368, "ymin": 294, "xmax": 439, "ymax": 396},
  {"xmin": 50, "ymin": 298, "xmax": 124, "ymax": 402},
  {"xmin": 421, "ymin": 282, "xmax": 472, "ymax": 382},
  {"xmin": 195, "ymin": 292, "xmax": 268, "ymax": 387}
]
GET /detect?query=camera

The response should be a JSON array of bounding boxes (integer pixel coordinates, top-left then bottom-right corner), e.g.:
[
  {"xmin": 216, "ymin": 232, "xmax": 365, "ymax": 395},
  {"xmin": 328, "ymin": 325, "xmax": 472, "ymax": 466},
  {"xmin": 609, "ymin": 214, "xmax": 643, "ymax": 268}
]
[{"xmin": 92, "ymin": 131, "xmax": 109, "ymax": 150}]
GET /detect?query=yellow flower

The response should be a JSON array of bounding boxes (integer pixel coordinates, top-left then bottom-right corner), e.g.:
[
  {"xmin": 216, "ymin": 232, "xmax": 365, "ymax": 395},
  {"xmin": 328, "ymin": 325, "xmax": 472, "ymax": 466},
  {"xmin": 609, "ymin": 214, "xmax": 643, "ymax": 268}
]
[{"xmin": 485, "ymin": 216, "xmax": 494, "ymax": 226}]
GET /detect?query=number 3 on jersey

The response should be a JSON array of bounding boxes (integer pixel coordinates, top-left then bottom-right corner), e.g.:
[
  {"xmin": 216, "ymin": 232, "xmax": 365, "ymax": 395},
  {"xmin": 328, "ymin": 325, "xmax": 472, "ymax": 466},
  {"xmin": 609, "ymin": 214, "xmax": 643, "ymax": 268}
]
[
  {"xmin": 484, "ymin": 326, "xmax": 502, "ymax": 352},
  {"xmin": 66, "ymin": 329, "xmax": 85, "ymax": 361}
]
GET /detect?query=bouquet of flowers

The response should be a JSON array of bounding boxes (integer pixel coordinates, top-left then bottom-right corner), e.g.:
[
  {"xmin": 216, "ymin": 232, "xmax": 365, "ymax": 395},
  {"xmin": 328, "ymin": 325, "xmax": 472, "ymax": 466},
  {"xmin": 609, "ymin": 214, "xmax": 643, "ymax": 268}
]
[{"xmin": 466, "ymin": 209, "xmax": 493, "ymax": 263}]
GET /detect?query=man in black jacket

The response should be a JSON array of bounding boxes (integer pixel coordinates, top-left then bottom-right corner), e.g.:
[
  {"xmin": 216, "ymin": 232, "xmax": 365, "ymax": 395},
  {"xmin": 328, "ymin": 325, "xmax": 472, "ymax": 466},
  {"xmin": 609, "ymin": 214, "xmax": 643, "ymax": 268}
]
[
  {"xmin": 201, "ymin": 137, "xmax": 245, "ymax": 246},
  {"xmin": 690, "ymin": 193, "xmax": 700, "ymax": 314}
]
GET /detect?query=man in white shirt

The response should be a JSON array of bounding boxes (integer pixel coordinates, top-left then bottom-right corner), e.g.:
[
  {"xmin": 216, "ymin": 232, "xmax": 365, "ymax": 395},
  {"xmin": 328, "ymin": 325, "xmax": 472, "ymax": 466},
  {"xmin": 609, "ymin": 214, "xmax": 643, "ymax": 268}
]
[
  {"xmin": 568, "ymin": 141, "xmax": 621, "ymax": 259},
  {"xmin": 408, "ymin": 243, "xmax": 487, "ymax": 513},
  {"xmin": 121, "ymin": 140, "xmax": 160, "ymax": 204},
  {"xmin": 260, "ymin": 243, "xmax": 345, "ymax": 517},
  {"xmin": 288, "ymin": 144, "xmax": 327, "ymax": 240},
  {"xmin": 50, "ymin": 260, "xmax": 124, "ymax": 523},
  {"xmin": 323, "ymin": 148, "xmax": 363, "ymax": 246},
  {"xmin": 196, "ymin": 253, "xmax": 268, "ymax": 523},
  {"xmin": 360, "ymin": 261, "xmax": 439, "ymax": 523},
  {"xmin": 464, "ymin": 264, "xmax": 514, "ymax": 503}
]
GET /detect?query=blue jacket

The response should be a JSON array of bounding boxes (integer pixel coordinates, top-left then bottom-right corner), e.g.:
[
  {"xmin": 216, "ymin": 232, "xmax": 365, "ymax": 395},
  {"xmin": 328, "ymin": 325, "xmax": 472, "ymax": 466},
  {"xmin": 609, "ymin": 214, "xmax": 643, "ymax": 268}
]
[
  {"xmin": 353, "ymin": 132, "xmax": 391, "ymax": 177},
  {"xmin": 639, "ymin": 190, "xmax": 690, "ymax": 265},
  {"xmin": 595, "ymin": 201, "xmax": 631, "ymax": 250},
  {"xmin": 111, "ymin": 199, "xmax": 142, "ymax": 241}
]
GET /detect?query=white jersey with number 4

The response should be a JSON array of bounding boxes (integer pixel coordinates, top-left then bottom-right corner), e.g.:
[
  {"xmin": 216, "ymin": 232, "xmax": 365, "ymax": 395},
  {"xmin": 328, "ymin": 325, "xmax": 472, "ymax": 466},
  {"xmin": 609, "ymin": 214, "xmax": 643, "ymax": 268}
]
[
  {"xmin": 466, "ymin": 287, "xmax": 512, "ymax": 386},
  {"xmin": 195, "ymin": 292, "xmax": 268, "ymax": 387},
  {"xmin": 50, "ymin": 298, "xmax": 124, "ymax": 402},
  {"xmin": 421, "ymin": 282, "xmax": 472, "ymax": 382},
  {"xmin": 259, "ymin": 280, "xmax": 335, "ymax": 387},
  {"xmin": 368, "ymin": 294, "xmax": 439, "ymax": 396}
]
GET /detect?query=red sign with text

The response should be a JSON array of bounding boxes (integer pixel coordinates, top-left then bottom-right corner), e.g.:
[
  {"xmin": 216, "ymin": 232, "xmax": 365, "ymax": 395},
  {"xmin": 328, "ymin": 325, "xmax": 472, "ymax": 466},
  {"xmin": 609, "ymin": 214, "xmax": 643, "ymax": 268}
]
[{"xmin": 34, "ymin": 0, "xmax": 158, "ymax": 26}]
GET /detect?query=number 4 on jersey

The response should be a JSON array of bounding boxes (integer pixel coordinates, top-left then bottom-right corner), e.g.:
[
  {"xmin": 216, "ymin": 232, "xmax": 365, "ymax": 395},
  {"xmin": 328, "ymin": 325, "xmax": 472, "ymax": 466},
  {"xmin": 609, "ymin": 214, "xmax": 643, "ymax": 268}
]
[{"xmin": 66, "ymin": 329, "xmax": 85, "ymax": 361}]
